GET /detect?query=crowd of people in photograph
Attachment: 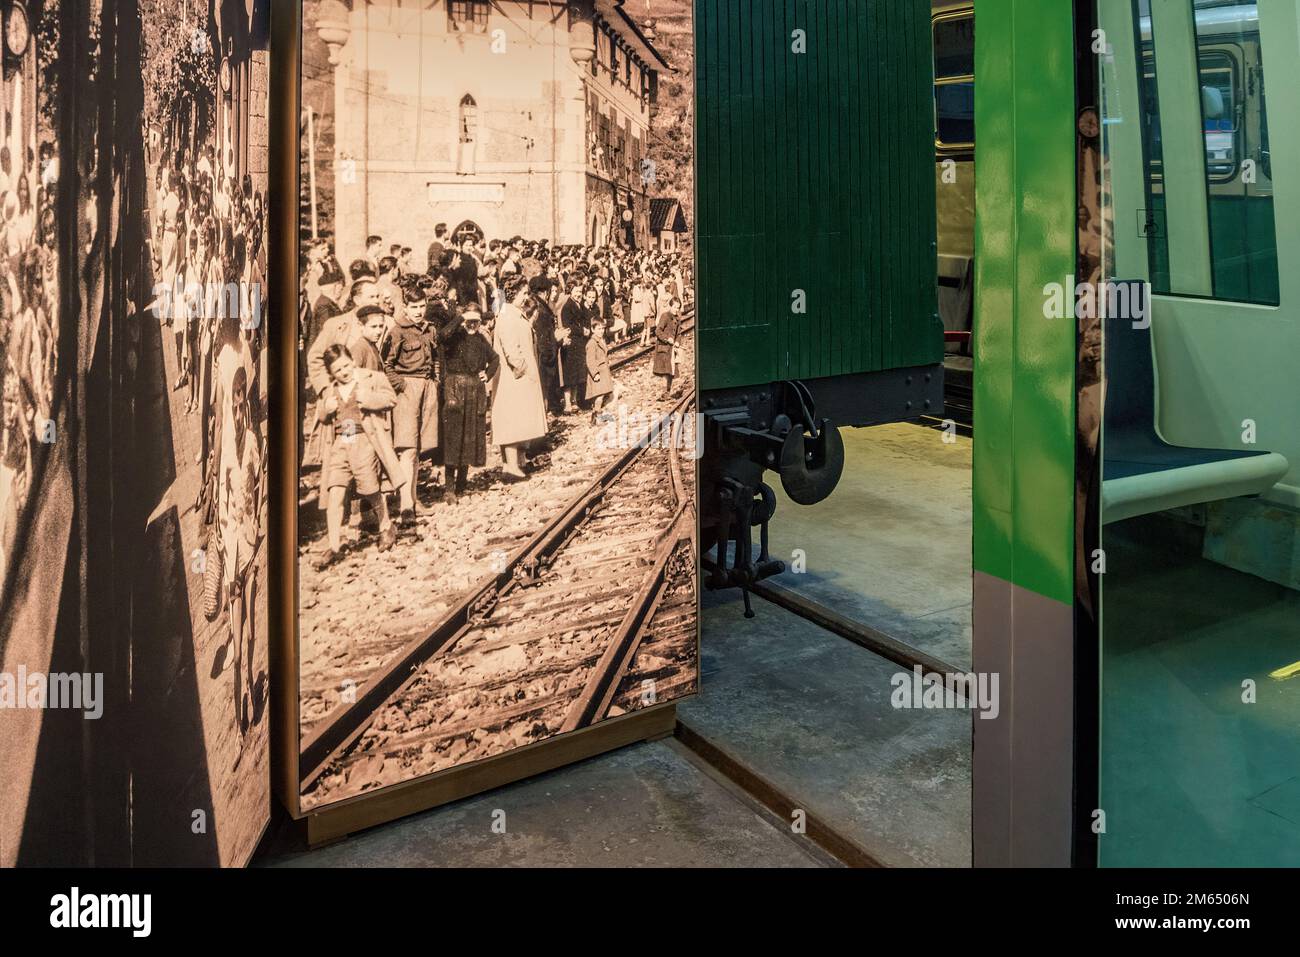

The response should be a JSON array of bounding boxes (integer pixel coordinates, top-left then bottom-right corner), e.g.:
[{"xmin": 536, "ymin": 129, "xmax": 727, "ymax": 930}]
[
  {"xmin": 299, "ymin": 225, "xmax": 692, "ymax": 568},
  {"xmin": 0, "ymin": 94, "xmax": 59, "ymax": 586},
  {"xmin": 147, "ymin": 122, "xmax": 269, "ymax": 724}
]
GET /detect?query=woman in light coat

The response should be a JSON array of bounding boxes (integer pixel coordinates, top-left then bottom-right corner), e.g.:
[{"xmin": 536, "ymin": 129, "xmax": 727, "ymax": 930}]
[
  {"xmin": 490, "ymin": 274, "xmax": 547, "ymax": 480},
  {"xmin": 157, "ymin": 167, "xmax": 180, "ymax": 289},
  {"xmin": 629, "ymin": 278, "xmax": 651, "ymax": 341}
]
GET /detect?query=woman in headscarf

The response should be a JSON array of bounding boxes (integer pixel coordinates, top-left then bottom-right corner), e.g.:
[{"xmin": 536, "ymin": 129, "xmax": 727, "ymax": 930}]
[
  {"xmin": 440, "ymin": 303, "xmax": 500, "ymax": 503},
  {"xmin": 490, "ymin": 274, "xmax": 547, "ymax": 480}
]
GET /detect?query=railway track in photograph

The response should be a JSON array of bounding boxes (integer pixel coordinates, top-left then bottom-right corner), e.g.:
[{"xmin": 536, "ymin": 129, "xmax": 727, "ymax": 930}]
[
  {"xmin": 296, "ymin": 312, "xmax": 694, "ymax": 735},
  {"xmin": 300, "ymin": 390, "xmax": 697, "ymax": 804}
]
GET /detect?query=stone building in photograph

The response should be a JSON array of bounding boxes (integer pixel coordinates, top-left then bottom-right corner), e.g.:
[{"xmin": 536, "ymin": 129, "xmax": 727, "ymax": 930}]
[
  {"xmin": 215, "ymin": 0, "xmax": 271, "ymax": 198},
  {"xmin": 307, "ymin": 0, "xmax": 670, "ymax": 266}
]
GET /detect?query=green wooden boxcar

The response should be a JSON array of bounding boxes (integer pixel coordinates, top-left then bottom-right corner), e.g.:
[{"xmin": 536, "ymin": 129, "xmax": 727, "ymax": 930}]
[
  {"xmin": 696, "ymin": 0, "xmax": 944, "ymax": 393},
  {"xmin": 695, "ymin": 0, "xmax": 946, "ymax": 602}
]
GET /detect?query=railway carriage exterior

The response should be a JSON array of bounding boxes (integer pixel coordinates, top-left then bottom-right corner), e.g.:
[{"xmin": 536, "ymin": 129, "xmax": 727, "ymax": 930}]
[{"xmin": 695, "ymin": 0, "xmax": 945, "ymax": 599}]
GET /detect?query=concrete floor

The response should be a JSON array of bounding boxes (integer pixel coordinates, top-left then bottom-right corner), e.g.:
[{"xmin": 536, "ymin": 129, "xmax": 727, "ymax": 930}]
[
  {"xmin": 259, "ymin": 739, "xmax": 831, "ymax": 868},
  {"xmin": 679, "ymin": 421, "xmax": 974, "ymax": 866},
  {"xmin": 763, "ymin": 422, "xmax": 973, "ymax": 669},
  {"xmin": 682, "ymin": 590, "xmax": 972, "ymax": 867}
]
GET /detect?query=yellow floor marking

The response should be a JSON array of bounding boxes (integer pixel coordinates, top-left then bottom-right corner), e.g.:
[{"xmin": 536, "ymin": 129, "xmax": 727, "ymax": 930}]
[{"xmin": 1268, "ymin": 661, "xmax": 1300, "ymax": 680}]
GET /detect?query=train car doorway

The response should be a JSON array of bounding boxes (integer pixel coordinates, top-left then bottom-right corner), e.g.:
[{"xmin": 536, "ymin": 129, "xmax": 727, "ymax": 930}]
[
  {"xmin": 678, "ymin": 0, "xmax": 978, "ymax": 867},
  {"xmin": 935, "ymin": 1, "xmax": 976, "ymax": 428}
]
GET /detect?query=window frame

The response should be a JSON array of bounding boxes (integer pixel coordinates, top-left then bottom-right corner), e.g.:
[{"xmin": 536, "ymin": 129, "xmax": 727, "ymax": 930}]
[
  {"xmin": 1132, "ymin": 0, "xmax": 1281, "ymax": 308},
  {"xmin": 933, "ymin": 6, "xmax": 975, "ymax": 155},
  {"xmin": 448, "ymin": 0, "xmax": 489, "ymax": 34}
]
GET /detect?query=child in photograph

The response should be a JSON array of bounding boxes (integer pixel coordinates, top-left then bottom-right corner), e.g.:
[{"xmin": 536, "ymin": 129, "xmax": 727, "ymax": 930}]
[
  {"xmin": 584, "ymin": 316, "xmax": 618, "ymax": 424},
  {"xmin": 345, "ymin": 305, "xmax": 408, "ymax": 499},
  {"xmin": 345, "ymin": 304, "xmax": 389, "ymax": 373},
  {"xmin": 216, "ymin": 360, "xmax": 263, "ymax": 731},
  {"xmin": 630, "ymin": 277, "xmax": 650, "ymax": 345},
  {"xmin": 316, "ymin": 344, "xmax": 398, "ymax": 566}
]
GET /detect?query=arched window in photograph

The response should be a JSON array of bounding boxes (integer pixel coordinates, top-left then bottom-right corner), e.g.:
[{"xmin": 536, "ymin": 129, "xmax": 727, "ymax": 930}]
[
  {"xmin": 459, "ymin": 94, "xmax": 478, "ymax": 144},
  {"xmin": 451, "ymin": 220, "xmax": 484, "ymax": 247},
  {"xmin": 458, "ymin": 94, "xmax": 478, "ymax": 175}
]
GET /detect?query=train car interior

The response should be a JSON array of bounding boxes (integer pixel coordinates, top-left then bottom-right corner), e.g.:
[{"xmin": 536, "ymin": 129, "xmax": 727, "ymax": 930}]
[{"xmin": 1096, "ymin": 0, "xmax": 1300, "ymax": 865}]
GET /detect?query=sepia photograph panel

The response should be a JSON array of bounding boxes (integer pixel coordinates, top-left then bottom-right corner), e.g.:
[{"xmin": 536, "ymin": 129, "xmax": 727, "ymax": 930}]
[
  {"xmin": 296, "ymin": 0, "xmax": 697, "ymax": 809},
  {"xmin": 0, "ymin": 0, "xmax": 270, "ymax": 867}
]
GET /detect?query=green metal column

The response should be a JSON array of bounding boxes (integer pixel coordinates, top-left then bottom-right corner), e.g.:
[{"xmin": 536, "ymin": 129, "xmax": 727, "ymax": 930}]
[{"xmin": 972, "ymin": 0, "xmax": 1080, "ymax": 867}]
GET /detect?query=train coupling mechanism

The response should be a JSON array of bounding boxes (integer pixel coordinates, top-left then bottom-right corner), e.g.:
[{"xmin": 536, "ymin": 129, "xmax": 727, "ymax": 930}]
[
  {"xmin": 777, "ymin": 416, "xmax": 845, "ymax": 506},
  {"xmin": 702, "ymin": 479, "xmax": 785, "ymax": 619},
  {"xmin": 700, "ymin": 381, "xmax": 848, "ymax": 616}
]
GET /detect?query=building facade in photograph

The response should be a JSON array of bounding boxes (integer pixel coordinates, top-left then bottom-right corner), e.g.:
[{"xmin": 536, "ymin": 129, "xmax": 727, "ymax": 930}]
[
  {"xmin": 215, "ymin": 0, "xmax": 271, "ymax": 198},
  {"xmin": 309, "ymin": 0, "xmax": 669, "ymax": 264},
  {"xmin": 649, "ymin": 196, "xmax": 686, "ymax": 251}
]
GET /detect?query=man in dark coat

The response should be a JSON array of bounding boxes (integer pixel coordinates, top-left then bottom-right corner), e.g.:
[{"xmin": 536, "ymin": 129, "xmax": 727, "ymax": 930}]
[
  {"xmin": 447, "ymin": 237, "xmax": 480, "ymax": 308},
  {"xmin": 307, "ymin": 269, "xmax": 345, "ymax": 352},
  {"xmin": 426, "ymin": 222, "xmax": 448, "ymax": 273}
]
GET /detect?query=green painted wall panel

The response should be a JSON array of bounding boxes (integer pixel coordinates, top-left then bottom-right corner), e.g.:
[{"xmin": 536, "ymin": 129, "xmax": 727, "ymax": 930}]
[
  {"xmin": 972, "ymin": 0, "xmax": 1077, "ymax": 604},
  {"xmin": 696, "ymin": 0, "xmax": 941, "ymax": 391}
]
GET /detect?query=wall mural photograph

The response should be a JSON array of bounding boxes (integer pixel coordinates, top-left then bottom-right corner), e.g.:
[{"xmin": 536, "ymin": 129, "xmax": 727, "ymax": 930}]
[
  {"xmin": 0, "ymin": 0, "xmax": 270, "ymax": 867},
  {"xmin": 295, "ymin": 0, "xmax": 697, "ymax": 808}
]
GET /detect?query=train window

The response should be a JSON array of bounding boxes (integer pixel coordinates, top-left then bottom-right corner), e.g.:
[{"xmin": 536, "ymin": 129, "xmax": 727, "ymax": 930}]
[
  {"xmin": 1135, "ymin": 0, "xmax": 1279, "ymax": 306},
  {"xmin": 935, "ymin": 81, "xmax": 975, "ymax": 149},
  {"xmin": 933, "ymin": 13, "xmax": 974, "ymax": 79},
  {"xmin": 933, "ymin": 9, "xmax": 974, "ymax": 152},
  {"xmin": 1192, "ymin": 0, "xmax": 1279, "ymax": 305},
  {"xmin": 1135, "ymin": 27, "xmax": 1172, "ymax": 292},
  {"xmin": 1195, "ymin": 52, "xmax": 1236, "ymax": 183}
]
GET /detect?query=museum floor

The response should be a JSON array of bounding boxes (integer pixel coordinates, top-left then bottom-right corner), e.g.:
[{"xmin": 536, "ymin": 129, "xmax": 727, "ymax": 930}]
[{"xmin": 255, "ymin": 424, "xmax": 975, "ymax": 867}]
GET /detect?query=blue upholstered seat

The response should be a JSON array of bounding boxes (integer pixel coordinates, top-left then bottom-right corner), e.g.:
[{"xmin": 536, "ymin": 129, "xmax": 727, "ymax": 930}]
[{"xmin": 1101, "ymin": 312, "xmax": 1288, "ymax": 525}]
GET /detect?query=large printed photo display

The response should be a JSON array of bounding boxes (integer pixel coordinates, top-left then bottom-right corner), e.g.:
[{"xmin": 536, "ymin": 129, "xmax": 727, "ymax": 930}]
[
  {"xmin": 295, "ymin": 0, "xmax": 697, "ymax": 808},
  {"xmin": 0, "ymin": 0, "xmax": 271, "ymax": 866}
]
